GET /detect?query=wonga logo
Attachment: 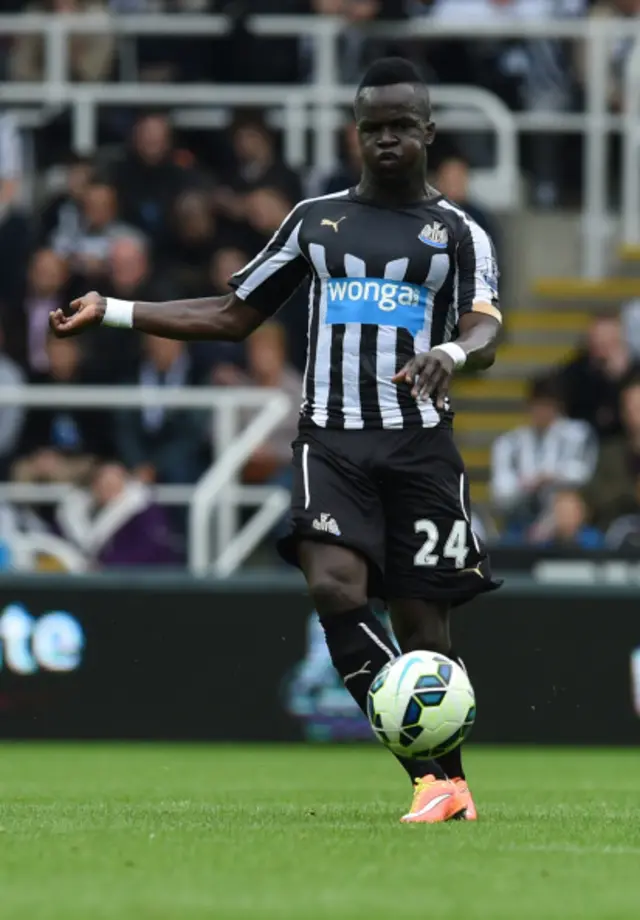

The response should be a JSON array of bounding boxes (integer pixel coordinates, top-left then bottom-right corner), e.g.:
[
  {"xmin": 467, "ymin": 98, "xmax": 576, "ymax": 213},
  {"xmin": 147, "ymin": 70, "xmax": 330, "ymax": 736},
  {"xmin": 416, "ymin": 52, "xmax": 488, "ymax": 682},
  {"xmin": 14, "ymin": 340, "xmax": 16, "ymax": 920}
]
[{"xmin": 325, "ymin": 278, "xmax": 429, "ymax": 334}]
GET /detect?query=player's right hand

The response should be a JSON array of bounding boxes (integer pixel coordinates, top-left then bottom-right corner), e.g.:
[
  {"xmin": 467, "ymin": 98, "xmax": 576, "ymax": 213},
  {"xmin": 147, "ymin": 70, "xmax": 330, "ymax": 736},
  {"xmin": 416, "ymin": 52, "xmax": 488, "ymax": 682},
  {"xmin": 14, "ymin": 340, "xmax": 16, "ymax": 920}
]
[
  {"xmin": 392, "ymin": 348, "xmax": 455, "ymax": 408},
  {"xmin": 49, "ymin": 291, "xmax": 106, "ymax": 338}
]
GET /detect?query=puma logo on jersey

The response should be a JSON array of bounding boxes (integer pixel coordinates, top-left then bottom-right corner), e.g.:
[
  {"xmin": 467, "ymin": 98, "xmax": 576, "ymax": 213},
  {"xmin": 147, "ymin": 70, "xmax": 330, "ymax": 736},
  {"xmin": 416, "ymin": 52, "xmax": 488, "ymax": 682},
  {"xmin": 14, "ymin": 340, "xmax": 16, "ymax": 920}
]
[{"xmin": 321, "ymin": 217, "xmax": 347, "ymax": 233}]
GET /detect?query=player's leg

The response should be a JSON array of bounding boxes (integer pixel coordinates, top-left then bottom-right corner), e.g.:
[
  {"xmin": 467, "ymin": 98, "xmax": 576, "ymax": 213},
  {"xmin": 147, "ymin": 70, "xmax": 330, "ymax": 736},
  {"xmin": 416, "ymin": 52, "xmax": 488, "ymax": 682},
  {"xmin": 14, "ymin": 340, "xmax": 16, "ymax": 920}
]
[
  {"xmin": 389, "ymin": 597, "xmax": 476, "ymax": 818},
  {"xmin": 387, "ymin": 597, "xmax": 472, "ymax": 821},
  {"xmin": 299, "ymin": 539, "xmax": 462, "ymax": 821},
  {"xmin": 278, "ymin": 431, "xmax": 447, "ymax": 789},
  {"xmin": 279, "ymin": 432, "xmax": 401, "ymax": 732},
  {"xmin": 382, "ymin": 427, "xmax": 501, "ymax": 821},
  {"xmin": 297, "ymin": 540, "xmax": 400, "ymax": 720}
]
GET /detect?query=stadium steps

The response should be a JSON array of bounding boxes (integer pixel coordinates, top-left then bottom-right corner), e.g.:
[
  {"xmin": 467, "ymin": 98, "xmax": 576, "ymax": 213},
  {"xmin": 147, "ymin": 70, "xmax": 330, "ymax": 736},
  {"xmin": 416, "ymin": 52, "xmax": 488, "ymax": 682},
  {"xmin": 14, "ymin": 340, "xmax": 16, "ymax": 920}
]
[
  {"xmin": 455, "ymin": 411, "xmax": 527, "ymax": 434},
  {"xmin": 481, "ymin": 341, "xmax": 576, "ymax": 378},
  {"xmin": 453, "ymin": 301, "xmax": 593, "ymax": 515},
  {"xmin": 618, "ymin": 244, "xmax": 640, "ymax": 262},
  {"xmin": 469, "ymin": 481, "xmax": 490, "ymax": 505},
  {"xmin": 504, "ymin": 309, "xmax": 591, "ymax": 344},
  {"xmin": 616, "ymin": 245, "xmax": 640, "ymax": 276},
  {"xmin": 532, "ymin": 276, "xmax": 640, "ymax": 307}
]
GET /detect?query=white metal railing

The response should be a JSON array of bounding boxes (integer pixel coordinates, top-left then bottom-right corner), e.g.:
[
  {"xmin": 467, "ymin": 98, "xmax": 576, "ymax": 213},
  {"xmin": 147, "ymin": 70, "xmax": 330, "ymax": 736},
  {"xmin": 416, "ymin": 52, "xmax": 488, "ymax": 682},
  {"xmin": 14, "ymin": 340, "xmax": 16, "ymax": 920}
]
[
  {"xmin": 1, "ymin": 14, "xmax": 639, "ymax": 276},
  {"xmin": 623, "ymin": 37, "xmax": 640, "ymax": 250},
  {"xmin": 0, "ymin": 385, "xmax": 291, "ymax": 577}
]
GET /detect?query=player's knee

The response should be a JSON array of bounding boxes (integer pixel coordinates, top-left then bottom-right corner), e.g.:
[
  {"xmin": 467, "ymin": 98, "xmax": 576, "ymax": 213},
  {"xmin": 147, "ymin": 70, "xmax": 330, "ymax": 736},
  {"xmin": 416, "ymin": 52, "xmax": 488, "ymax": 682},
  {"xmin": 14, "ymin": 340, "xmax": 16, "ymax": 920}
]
[
  {"xmin": 307, "ymin": 566, "xmax": 365, "ymax": 616},
  {"xmin": 391, "ymin": 600, "xmax": 451, "ymax": 655},
  {"xmin": 398, "ymin": 612, "xmax": 450, "ymax": 655},
  {"xmin": 402, "ymin": 628, "xmax": 450, "ymax": 656}
]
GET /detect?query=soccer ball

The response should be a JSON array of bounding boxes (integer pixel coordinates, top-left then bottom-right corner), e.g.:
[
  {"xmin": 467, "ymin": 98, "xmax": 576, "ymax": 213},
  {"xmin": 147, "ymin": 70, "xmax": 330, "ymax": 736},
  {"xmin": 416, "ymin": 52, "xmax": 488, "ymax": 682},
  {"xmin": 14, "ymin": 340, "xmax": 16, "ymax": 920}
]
[{"xmin": 366, "ymin": 651, "xmax": 476, "ymax": 759}]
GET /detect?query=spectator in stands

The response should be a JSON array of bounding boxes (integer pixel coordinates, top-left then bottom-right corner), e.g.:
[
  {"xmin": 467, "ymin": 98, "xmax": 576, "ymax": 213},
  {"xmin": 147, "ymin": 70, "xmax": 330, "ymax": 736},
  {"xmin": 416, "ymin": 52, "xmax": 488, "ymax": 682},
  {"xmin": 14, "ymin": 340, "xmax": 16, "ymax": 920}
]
[
  {"xmin": 216, "ymin": 115, "xmax": 301, "ymax": 222},
  {"xmin": 558, "ymin": 312, "xmax": 640, "ymax": 440},
  {"xmin": 55, "ymin": 461, "xmax": 180, "ymax": 568},
  {"xmin": 9, "ymin": 1, "xmax": 115, "ymax": 84},
  {"xmin": 39, "ymin": 153, "xmax": 94, "ymax": 254},
  {"xmin": 530, "ymin": 489, "xmax": 604, "ymax": 549},
  {"xmin": 111, "ymin": 112, "xmax": 197, "ymax": 250},
  {"xmin": 586, "ymin": 1, "xmax": 640, "ymax": 111},
  {"xmin": 309, "ymin": 0, "xmax": 407, "ymax": 82},
  {"xmin": 423, "ymin": 0, "xmax": 586, "ymax": 205},
  {"xmin": 240, "ymin": 187, "xmax": 310, "ymax": 359},
  {"xmin": 244, "ymin": 187, "xmax": 294, "ymax": 247},
  {"xmin": 106, "ymin": 234, "xmax": 175, "ymax": 306},
  {"xmin": 13, "ymin": 335, "xmax": 111, "ymax": 489},
  {"xmin": 621, "ymin": 293, "xmax": 640, "ymax": 359},
  {"xmin": 20, "ymin": 249, "xmax": 70, "ymax": 375},
  {"xmin": 115, "ymin": 335, "xmax": 207, "ymax": 485},
  {"xmin": 0, "ymin": 321, "xmax": 26, "ymax": 479},
  {"xmin": 491, "ymin": 375, "xmax": 597, "ymax": 539},
  {"xmin": 186, "ymin": 245, "xmax": 250, "ymax": 382},
  {"xmin": 582, "ymin": 376, "xmax": 640, "ymax": 532},
  {"xmin": 0, "ymin": 112, "xmax": 30, "ymax": 330},
  {"xmin": 0, "ymin": 3, "xmax": 25, "ymax": 80},
  {"xmin": 318, "ymin": 121, "xmax": 362, "ymax": 197},
  {"xmin": 208, "ymin": 1, "xmax": 304, "ymax": 86},
  {"xmin": 209, "ymin": 247, "xmax": 249, "ymax": 297},
  {"xmin": 232, "ymin": 188, "xmax": 310, "ymax": 376},
  {"xmin": 213, "ymin": 322, "xmax": 302, "ymax": 487},
  {"xmin": 165, "ymin": 191, "xmax": 219, "ymax": 298},
  {"xmin": 435, "ymin": 157, "xmax": 502, "ymax": 261},
  {"xmin": 56, "ymin": 181, "xmax": 135, "ymax": 284},
  {"xmin": 88, "ymin": 234, "xmax": 178, "ymax": 383}
]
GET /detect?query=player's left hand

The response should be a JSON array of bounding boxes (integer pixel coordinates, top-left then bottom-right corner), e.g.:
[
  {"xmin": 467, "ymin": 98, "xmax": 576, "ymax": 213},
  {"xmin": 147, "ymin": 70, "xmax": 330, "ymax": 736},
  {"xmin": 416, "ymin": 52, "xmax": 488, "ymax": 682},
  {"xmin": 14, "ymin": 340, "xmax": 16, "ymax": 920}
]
[{"xmin": 392, "ymin": 349, "xmax": 455, "ymax": 408}]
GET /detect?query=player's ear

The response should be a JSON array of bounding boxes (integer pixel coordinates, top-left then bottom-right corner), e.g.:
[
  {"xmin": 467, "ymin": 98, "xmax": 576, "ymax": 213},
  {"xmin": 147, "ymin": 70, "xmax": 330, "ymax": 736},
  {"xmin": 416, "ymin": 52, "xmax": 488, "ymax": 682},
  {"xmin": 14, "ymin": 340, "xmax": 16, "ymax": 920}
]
[{"xmin": 425, "ymin": 121, "xmax": 436, "ymax": 146}]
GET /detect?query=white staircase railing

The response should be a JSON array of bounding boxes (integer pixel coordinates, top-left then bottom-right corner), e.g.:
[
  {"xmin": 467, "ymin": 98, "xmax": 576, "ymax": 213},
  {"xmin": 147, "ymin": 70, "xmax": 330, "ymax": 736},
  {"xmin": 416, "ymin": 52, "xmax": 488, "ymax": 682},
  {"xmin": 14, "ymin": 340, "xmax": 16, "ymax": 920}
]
[{"xmin": 0, "ymin": 385, "xmax": 291, "ymax": 577}]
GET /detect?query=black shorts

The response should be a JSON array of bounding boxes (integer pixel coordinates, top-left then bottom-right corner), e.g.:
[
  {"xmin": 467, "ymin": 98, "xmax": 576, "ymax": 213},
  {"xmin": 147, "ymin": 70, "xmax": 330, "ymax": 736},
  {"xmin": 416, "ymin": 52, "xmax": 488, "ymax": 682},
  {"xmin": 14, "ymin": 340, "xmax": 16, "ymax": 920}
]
[{"xmin": 277, "ymin": 424, "xmax": 500, "ymax": 606}]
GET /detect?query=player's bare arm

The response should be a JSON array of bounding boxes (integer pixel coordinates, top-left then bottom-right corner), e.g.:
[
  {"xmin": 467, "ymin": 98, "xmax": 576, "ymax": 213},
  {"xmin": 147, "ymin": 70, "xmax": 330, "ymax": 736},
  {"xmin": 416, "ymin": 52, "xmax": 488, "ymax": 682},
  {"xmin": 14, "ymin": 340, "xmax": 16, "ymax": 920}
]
[
  {"xmin": 49, "ymin": 291, "xmax": 265, "ymax": 342},
  {"xmin": 392, "ymin": 312, "xmax": 501, "ymax": 406}
]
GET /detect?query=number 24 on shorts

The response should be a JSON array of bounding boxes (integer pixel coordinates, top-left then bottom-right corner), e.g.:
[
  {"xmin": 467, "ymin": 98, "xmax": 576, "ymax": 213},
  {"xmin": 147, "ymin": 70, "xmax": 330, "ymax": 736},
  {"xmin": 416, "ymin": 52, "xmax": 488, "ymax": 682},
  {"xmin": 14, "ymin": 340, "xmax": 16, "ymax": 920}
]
[{"xmin": 413, "ymin": 519, "xmax": 469, "ymax": 568}]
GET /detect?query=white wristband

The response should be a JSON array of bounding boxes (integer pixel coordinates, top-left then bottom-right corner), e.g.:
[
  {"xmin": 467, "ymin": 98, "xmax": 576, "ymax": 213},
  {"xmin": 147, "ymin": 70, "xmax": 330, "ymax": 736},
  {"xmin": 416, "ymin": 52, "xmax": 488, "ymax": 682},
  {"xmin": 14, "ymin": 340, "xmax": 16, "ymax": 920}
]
[
  {"xmin": 102, "ymin": 297, "xmax": 134, "ymax": 329},
  {"xmin": 431, "ymin": 342, "xmax": 467, "ymax": 369}
]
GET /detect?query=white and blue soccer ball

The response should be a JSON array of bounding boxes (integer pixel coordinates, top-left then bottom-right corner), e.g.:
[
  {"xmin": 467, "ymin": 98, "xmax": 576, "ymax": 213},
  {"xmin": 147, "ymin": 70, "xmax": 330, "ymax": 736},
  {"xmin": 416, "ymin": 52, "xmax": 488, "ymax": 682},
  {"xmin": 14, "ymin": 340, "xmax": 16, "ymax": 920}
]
[{"xmin": 367, "ymin": 651, "xmax": 476, "ymax": 759}]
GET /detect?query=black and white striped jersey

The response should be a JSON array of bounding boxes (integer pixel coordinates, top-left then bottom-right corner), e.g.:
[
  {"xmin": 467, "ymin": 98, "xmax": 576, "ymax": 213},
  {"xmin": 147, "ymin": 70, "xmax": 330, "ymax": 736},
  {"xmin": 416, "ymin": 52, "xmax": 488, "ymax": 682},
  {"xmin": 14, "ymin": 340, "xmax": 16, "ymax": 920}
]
[{"xmin": 230, "ymin": 188, "xmax": 501, "ymax": 430}]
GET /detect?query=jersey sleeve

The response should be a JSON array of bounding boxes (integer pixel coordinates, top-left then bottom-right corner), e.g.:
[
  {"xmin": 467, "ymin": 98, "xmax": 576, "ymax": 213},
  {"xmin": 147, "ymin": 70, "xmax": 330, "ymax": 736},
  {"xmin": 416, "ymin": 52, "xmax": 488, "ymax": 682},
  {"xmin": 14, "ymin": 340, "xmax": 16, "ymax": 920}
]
[
  {"xmin": 454, "ymin": 218, "xmax": 502, "ymax": 323},
  {"xmin": 229, "ymin": 202, "xmax": 311, "ymax": 317}
]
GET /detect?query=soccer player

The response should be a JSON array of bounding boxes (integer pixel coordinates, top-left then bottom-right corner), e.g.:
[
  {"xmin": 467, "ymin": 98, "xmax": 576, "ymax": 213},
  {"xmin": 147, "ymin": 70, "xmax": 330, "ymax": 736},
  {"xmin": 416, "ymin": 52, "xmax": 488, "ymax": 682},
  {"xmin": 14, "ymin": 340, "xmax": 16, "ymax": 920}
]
[{"xmin": 51, "ymin": 58, "xmax": 502, "ymax": 824}]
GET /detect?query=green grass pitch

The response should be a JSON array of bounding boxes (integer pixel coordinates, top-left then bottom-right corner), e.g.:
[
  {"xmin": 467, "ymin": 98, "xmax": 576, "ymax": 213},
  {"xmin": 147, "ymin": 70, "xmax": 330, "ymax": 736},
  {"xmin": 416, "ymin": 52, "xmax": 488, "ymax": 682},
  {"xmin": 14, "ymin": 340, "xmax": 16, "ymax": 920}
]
[{"xmin": 0, "ymin": 744, "xmax": 638, "ymax": 920}]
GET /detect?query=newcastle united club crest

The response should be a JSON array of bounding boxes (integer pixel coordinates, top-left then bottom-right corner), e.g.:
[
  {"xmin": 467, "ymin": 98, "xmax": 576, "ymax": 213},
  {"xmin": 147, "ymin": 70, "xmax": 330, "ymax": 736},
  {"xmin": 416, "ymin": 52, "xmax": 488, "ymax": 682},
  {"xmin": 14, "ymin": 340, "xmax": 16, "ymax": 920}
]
[{"xmin": 418, "ymin": 221, "xmax": 449, "ymax": 250}]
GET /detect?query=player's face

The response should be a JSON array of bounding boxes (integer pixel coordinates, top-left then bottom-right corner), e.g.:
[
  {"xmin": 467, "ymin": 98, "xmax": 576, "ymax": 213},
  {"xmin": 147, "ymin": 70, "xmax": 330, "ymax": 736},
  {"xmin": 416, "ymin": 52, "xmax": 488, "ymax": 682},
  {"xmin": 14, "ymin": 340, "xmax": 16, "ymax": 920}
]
[{"xmin": 356, "ymin": 84, "xmax": 434, "ymax": 181}]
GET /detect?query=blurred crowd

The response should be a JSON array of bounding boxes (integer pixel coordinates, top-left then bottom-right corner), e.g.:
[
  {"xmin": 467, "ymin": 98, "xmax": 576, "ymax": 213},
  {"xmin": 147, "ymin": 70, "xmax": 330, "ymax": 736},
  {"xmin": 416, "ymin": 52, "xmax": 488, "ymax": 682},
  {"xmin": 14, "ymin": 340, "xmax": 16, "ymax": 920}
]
[
  {"xmin": 491, "ymin": 309, "xmax": 640, "ymax": 551},
  {"xmin": 0, "ymin": 108, "xmax": 317, "ymax": 569},
  {"xmin": 2, "ymin": 0, "xmax": 640, "ymax": 568},
  {"xmin": 3, "ymin": 0, "xmax": 640, "ymax": 206}
]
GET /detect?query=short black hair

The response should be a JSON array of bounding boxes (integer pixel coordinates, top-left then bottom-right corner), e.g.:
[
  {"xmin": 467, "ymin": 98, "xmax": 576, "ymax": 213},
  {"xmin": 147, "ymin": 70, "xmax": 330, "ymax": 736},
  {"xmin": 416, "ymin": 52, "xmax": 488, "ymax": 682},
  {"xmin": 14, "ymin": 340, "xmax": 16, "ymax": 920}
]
[
  {"xmin": 358, "ymin": 57, "xmax": 426, "ymax": 91},
  {"xmin": 529, "ymin": 374, "xmax": 564, "ymax": 405},
  {"xmin": 65, "ymin": 151, "xmax": 94, "ymax": 169},
  {"xmin": 620, "ymin": 372, "xmax": 640, "ymax": 396},
  {"xmin": 356, "ymin": 58, "xmax": 431, "ymax": 119},
  {"xmin": 591, "ymin": 310, "xmax": 620, "ymax": 324}
]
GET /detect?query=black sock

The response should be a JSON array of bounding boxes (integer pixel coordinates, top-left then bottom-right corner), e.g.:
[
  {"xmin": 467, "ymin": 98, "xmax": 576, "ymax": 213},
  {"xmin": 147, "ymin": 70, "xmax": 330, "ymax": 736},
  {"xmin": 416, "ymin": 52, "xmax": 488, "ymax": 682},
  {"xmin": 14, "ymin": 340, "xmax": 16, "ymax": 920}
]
[
  {"xmin": 319, "ymin": 605, "xmax": 445, "ymax": 782},
  {"xmin": 433, "ymin": 650, "xmax": 467, "ymax": 781}
]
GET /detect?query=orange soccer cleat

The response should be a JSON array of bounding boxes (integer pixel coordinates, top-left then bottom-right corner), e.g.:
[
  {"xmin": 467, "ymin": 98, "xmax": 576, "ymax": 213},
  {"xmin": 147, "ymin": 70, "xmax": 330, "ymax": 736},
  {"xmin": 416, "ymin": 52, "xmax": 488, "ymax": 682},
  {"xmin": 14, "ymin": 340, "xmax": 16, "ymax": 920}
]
[
  {"xmin": 400, "ymin": 774, "xmax": 466, "ymax": 824},
  {"xmin": 451, "ymin": 778, "xmax": 478, "ymax": 821}
]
